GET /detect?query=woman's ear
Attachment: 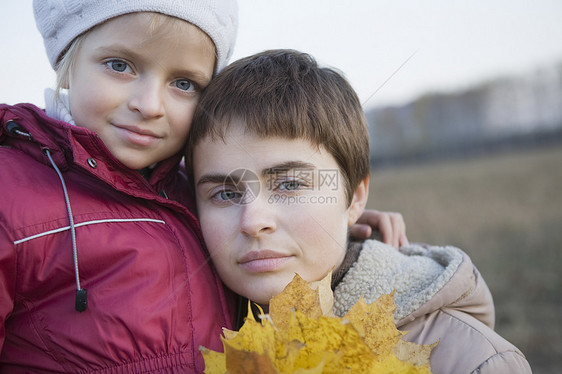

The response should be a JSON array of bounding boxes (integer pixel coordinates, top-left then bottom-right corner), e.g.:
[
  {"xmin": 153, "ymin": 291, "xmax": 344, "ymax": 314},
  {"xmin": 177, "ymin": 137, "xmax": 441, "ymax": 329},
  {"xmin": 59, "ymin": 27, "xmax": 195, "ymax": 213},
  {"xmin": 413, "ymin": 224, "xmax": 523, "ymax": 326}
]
[{"xmin": 347, "ymin": 175, "xmax": 370, "ymax": 226}]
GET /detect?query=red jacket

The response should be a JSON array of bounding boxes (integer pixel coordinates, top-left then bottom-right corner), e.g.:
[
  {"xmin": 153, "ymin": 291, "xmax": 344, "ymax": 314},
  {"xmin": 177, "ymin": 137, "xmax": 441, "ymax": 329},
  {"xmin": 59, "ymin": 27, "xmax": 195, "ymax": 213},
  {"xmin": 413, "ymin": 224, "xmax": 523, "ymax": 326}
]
[{"xmin": 0, "ymin": 103, "xmax": 233, "ymax": 373}]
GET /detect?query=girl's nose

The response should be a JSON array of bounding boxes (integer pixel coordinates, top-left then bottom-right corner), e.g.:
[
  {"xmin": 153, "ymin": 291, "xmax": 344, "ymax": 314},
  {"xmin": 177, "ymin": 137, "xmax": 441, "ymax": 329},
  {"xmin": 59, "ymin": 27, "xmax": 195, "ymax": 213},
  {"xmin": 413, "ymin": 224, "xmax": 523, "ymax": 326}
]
[
  {"xmin": 239, "ymin": 194, "xmax": 277, "ymax": 237},
  {"xmin": 128, "ymin": 78, "xmax": 165, "ymax": 119}
]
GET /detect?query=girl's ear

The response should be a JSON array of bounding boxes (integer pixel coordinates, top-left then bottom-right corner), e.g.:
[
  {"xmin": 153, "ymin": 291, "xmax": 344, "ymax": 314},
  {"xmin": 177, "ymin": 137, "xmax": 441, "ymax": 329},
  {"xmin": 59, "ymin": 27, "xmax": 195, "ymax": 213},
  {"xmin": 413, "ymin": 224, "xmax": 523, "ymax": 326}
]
[{"xmin": 347, "ymin": 175, "xmax": 370, "ymax": 226}]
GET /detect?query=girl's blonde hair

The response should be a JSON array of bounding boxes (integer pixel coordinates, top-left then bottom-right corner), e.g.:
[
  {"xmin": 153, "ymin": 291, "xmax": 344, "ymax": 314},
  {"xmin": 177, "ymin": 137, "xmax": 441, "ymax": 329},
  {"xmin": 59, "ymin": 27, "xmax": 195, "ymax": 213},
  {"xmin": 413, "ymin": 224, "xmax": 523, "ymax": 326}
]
[{"xmin": 55, "ymin": 33, "xmax": 86, "ymax": 96}]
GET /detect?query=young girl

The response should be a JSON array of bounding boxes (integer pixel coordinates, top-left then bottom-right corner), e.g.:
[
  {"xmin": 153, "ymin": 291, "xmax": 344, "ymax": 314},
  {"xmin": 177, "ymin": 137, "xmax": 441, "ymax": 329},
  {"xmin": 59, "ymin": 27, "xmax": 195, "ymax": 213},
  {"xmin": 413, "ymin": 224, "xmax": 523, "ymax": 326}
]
[
  {"xmin": 187, "ymin": 49, "xmax": 532, "ymax": 373},
  {"xmin": 0, "ymin": 1, "xmax": 238, "ymax": 372},
  {"xmin": 0, "ymin": 2, "xmax": 402, "ymax": 372}
]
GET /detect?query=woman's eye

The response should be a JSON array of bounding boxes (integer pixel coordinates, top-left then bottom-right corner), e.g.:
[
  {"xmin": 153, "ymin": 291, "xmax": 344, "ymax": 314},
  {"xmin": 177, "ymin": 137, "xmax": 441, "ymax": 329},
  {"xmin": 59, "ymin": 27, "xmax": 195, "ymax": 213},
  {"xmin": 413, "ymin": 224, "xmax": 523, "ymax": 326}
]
[
  {"xmin": 279, "ymin": 180, "xmax": 301, "ymax": 191},
  {"xmin": 218, "ymin": 190, "xmax": 239, "ymax": 200},
  {"xmin": 175, "ymin": 79, "xmax": 196, "ymax": 92},
  {"xmin": 106, "ymin": 60, "xmax": 131, "ymax": 73},
  {"xmin": 211, "ymin": 189, "xmax": 242, "ymax": 204}
]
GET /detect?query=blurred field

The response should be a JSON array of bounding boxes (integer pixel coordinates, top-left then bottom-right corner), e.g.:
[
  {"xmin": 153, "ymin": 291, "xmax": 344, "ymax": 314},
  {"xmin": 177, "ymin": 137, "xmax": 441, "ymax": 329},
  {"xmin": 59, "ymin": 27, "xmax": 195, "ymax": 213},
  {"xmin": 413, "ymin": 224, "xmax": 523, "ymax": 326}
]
[{"xmin": 367, "ymin": 144, "xmax": 562, "ymax": 374}]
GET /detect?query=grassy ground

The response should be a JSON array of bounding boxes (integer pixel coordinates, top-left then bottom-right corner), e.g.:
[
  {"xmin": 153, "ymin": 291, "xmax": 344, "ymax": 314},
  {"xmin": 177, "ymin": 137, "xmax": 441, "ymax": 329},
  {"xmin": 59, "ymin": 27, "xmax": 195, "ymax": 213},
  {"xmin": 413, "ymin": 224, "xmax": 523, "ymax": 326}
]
[{"xmin": 367, "ymin": 144, "xmax": 562, "ymax": 373}]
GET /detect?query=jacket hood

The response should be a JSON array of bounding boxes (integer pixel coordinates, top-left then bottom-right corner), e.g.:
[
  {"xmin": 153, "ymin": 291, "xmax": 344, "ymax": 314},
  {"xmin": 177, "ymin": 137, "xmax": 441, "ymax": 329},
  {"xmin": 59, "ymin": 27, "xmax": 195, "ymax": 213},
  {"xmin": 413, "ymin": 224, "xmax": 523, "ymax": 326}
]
[
  {"xmin": 333, "ymin": 240, "xmax": 477, "ymax": 324},
  {"xmin": 1, "ymin": 103, "xmax": 74, "ymax": 169}
]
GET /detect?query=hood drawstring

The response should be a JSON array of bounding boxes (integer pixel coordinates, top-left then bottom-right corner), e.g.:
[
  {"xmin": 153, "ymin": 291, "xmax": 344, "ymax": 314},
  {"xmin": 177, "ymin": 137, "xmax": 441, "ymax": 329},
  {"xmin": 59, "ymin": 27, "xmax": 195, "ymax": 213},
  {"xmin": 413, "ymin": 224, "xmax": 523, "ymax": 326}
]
[
  {"xmin": 45, "ymin": 149, "xmax": 88, "ymax": 312},
  {"xmin": 7, "ymin": 120, "xmax": 87, "ymax": 312}
]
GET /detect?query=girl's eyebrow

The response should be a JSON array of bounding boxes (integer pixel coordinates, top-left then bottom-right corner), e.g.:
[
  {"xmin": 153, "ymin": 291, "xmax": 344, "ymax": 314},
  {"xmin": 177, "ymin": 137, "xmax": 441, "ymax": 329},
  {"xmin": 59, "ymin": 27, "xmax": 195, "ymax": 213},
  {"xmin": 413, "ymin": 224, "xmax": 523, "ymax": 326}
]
[{"xmin": 95, "ymin": 44, "xmax": 143, "ymax": 61}]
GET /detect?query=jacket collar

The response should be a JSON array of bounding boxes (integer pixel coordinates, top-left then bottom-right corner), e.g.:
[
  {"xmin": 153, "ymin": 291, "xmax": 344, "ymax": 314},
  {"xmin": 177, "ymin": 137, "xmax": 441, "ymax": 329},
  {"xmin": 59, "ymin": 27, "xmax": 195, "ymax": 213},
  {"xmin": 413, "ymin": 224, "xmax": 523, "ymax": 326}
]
[{"xmin": 0, "ymin": 102, "xmax": 183, "ymax": 194}]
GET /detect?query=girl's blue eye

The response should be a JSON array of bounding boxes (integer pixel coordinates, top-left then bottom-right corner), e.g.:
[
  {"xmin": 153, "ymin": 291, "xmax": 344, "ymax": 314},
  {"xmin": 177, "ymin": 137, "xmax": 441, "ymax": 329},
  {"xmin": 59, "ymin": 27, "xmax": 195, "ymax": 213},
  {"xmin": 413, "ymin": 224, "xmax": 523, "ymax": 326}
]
[
  {"xmin": 175, "ymin": 79, "xmax": 195, "ymax": 92},
  {"xmin": 107, "ymin": 60, "xmax": 130, "ymax": 73}
]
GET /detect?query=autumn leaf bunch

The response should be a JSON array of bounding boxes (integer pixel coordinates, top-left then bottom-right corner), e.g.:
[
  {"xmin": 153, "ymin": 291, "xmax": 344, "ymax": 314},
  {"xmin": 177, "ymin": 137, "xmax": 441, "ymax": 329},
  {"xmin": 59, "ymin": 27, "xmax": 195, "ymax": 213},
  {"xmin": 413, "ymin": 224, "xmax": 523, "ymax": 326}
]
[{"xmin": 201, "ymin": 274, "xmax": 435, "ymax": 373}]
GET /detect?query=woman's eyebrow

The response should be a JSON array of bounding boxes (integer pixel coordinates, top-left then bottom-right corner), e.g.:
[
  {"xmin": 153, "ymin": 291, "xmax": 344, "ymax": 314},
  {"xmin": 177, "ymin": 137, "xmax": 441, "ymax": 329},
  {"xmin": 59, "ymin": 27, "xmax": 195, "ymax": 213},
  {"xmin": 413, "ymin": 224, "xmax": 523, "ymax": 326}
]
[
  {"xmin": 196, "ymin": 173, "xmax": 229, "ymax": 186},
  {"xmin": 197, "ymin": 161, "xmax": 317, "ymax": 187},
  {"xmin": 262, "ymin": 161, "xmax": 316, "ymax": 177}
]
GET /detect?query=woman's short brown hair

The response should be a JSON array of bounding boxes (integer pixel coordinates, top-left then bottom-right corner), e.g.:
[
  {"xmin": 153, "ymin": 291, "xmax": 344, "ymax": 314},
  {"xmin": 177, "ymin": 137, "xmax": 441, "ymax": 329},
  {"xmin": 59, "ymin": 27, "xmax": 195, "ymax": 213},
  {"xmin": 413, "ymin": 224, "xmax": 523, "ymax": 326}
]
[{"xmin": 187, "ymin": 49, "xmax": 370, "ymax": 205}]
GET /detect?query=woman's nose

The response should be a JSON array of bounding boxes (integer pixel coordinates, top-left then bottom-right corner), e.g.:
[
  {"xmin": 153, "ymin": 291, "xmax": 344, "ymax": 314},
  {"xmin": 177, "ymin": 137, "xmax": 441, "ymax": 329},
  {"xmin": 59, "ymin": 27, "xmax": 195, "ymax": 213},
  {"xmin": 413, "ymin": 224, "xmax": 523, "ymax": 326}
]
[{"xmin": 239, "ymin": 193, "xmax": 277, "ymax": 237}]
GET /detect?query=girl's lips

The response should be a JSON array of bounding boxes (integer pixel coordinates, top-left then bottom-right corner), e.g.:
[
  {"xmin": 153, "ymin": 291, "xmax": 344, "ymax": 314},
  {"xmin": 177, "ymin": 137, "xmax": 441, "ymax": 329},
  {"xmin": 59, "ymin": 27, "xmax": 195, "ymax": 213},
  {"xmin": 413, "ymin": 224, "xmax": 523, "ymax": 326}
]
[
  {"xmin": 238, "ymin": 250, "xmax": 293, "ymax": 273},
  {"xmin": 113, "ymin": 124, "xmax": 162, "ymax": 147}
]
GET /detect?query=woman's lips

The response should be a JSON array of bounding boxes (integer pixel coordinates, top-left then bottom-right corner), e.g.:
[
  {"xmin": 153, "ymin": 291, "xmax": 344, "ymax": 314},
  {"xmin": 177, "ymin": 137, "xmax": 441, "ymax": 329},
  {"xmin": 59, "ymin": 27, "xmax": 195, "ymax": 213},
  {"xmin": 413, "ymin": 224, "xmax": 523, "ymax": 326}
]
[{"xmin": 238, "ymin": 250, "xmax": 293, "ymax": 273}]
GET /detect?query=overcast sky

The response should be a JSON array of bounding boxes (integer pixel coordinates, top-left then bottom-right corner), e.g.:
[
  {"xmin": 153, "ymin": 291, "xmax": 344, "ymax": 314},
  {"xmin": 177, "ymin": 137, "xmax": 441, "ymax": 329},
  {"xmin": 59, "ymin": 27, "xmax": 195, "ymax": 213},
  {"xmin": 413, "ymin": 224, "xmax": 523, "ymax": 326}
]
[{"xmin": 1, "ymin": 1, "xmax": 561, "ymax": 109}]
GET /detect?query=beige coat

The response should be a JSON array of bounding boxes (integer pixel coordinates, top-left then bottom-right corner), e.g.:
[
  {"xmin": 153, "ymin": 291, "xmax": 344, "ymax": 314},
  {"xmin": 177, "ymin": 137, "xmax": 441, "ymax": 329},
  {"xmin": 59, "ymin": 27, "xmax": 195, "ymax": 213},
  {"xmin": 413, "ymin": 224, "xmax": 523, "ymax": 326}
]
[{"xmin": 333, "ymin": 240, "xmax": 532, "ymax": 374}]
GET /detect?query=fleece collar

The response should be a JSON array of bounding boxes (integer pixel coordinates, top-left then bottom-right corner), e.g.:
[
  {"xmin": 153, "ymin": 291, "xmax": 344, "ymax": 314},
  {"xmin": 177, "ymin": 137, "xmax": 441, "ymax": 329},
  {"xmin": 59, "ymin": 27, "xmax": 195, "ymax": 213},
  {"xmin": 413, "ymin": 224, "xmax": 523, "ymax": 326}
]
[{"xmin": 333, "ymin": 240, "xmax": 463, "ymax": 322}]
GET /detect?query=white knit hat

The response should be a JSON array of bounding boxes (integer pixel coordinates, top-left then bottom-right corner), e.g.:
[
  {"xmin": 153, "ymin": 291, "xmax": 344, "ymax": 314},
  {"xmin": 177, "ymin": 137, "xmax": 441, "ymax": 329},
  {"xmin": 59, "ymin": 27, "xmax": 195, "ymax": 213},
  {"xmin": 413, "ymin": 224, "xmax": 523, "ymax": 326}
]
[{"xmin": 33, "ymin": 0, "xmax": 238, "ymax": 73}]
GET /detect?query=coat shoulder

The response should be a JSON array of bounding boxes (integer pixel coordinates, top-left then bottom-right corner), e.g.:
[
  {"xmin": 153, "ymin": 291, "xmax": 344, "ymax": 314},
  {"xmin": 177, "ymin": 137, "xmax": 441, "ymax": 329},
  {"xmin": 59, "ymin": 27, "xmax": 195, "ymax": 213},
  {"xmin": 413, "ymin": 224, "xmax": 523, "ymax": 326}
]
[{"xmin": 401, "ymin": 308, "xmax": 531, "ymax": 374}]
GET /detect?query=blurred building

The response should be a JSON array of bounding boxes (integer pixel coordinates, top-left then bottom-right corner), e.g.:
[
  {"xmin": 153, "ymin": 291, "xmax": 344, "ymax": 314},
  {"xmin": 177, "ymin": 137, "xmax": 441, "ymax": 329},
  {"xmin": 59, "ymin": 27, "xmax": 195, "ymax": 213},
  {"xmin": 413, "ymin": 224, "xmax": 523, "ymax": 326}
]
[{"xmin": 366, "ymin": 64, "xmax": 562, "ymax": 167}]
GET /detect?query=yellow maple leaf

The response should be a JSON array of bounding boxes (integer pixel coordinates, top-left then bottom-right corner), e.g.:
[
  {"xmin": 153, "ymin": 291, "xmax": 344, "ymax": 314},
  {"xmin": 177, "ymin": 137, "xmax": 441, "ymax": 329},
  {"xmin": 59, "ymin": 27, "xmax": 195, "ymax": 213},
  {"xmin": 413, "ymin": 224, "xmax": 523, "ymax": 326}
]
[
  {"xmin": 201, "ymin": 274, "xmax": 436, "ymax": 373},
  {"xmin": 343, "ymin": 293, "xmax": 404, "ymax": 358}
]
